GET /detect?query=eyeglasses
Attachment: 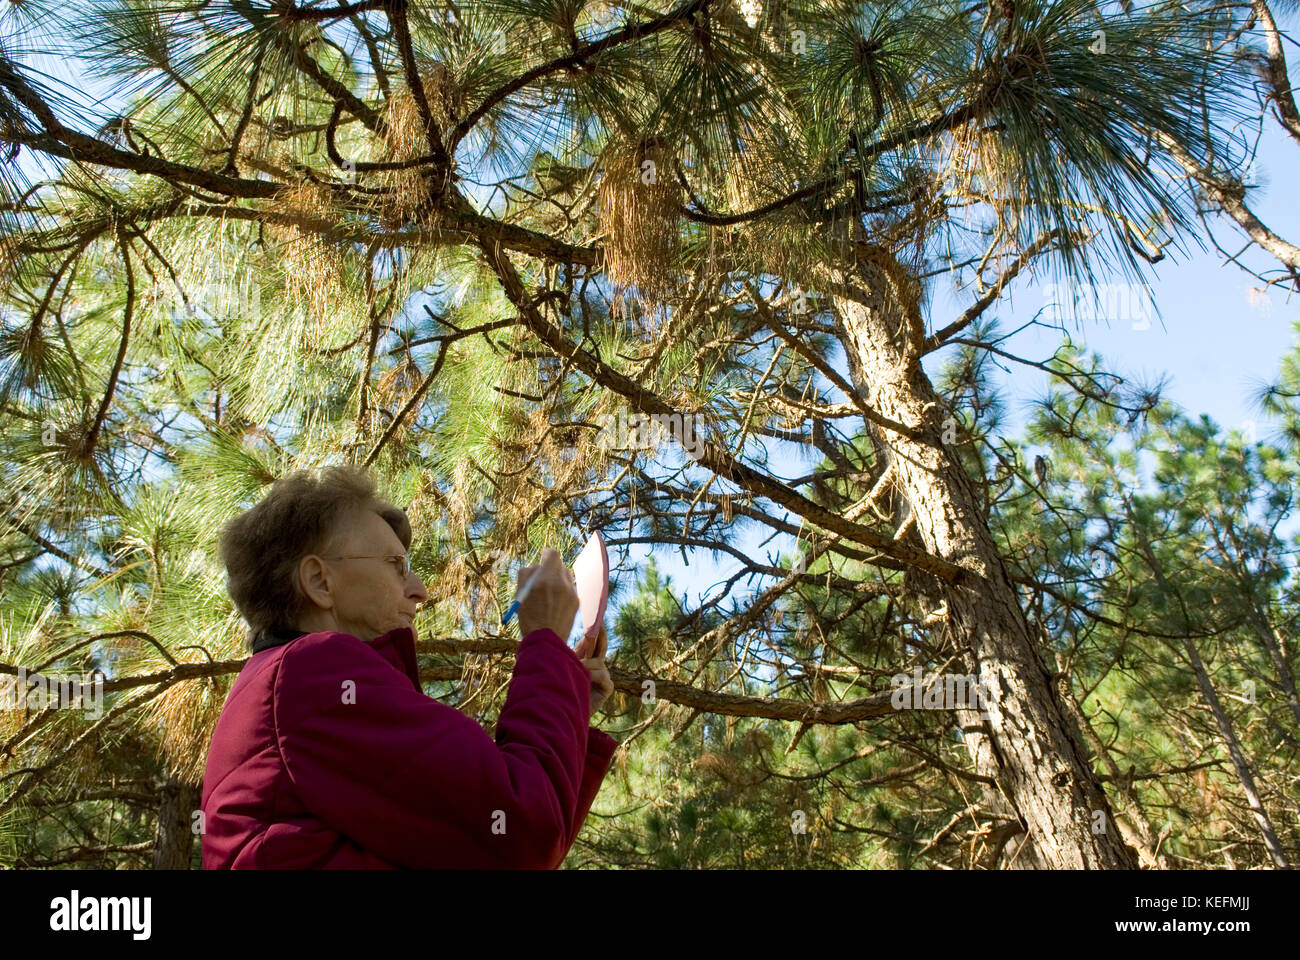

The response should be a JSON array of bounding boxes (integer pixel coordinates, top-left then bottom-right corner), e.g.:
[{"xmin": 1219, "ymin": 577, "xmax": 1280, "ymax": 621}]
[{"xmin": 321, "ymin": 554, "xmax": 411, "ymax": 579}]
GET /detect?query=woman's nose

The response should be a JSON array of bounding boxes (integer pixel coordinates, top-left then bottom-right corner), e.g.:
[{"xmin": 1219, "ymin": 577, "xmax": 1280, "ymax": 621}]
[{"xmin": 407, "ymin": 573, "xmax": 429, "ymax": 602}]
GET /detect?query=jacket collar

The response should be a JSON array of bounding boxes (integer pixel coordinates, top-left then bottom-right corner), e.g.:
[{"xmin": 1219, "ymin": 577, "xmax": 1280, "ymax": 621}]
[
  {"xmin": 251, "ymin": 624, "xmax": 422, "ymax": 691},
  {"xmin": 250, "ymin": 626, "xmax": 309, "ymax": 654}
]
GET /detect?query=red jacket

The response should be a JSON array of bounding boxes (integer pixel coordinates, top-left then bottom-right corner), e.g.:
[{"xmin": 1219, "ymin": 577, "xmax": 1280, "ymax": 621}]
[{"xmin": 200, "ymin": 625, "xmax": 618, "ymax": 868}]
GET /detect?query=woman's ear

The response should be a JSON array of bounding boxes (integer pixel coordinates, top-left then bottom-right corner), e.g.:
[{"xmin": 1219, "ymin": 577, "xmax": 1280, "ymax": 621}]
[{"xmin": 298, "ymin": 555, "xmax": 335, "ymax": 612}]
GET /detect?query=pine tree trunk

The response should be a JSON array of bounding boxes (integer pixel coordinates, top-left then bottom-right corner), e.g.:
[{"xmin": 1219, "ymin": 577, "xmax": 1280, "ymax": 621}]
[
  {"xmin": 1128, "ymin": 507, "xmax": 1291, "ymax": 868},
  {"xmin": 1219, "ymin": 522, "xmax": 1300, "ymax": 734},
  {"xmin": 1178, "ymin": 632, "xmax": 1290, "ymax": 868},
  {"xmin": 151, "ymin": 779, "xmax": 198, "ymax": 870},
  {"xmin": 812, "ymin": 228, "xmax": 1140, "ymax": 869},
  {"xmin": 1053, "ymin": 650, "xmax": 1171, "ymax": 868},
  {"xmin": 1249, "ymin": 609, "xmax": 1300, "ymax": 735}
]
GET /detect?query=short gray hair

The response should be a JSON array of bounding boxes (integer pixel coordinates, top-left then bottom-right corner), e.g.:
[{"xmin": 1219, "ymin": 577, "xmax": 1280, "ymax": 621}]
[{"xmin": 218, "ymin": 464, "xmax": 410, "ymax": 647}]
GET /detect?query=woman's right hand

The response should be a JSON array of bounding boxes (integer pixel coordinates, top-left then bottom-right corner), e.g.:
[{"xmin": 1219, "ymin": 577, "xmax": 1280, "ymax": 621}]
[{"xmin": 516, "ymin": 547, "xmax": 580, "ymax": 641}]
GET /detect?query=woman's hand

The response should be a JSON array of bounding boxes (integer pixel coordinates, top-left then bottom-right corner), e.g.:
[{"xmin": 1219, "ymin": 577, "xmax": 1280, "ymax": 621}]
[
  {"xmin": 576, "ymin": 623, "xmax": 613, "ymax": 717},
  {"xmin": 515, "ymin": 548, "xmax": 580, "ymax": 641}
]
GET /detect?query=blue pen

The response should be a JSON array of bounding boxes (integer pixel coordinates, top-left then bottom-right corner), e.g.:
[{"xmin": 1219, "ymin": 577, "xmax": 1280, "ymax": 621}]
[{"xmin": 501, "ymin": 567, "xmax": 543, "ymax": 627}]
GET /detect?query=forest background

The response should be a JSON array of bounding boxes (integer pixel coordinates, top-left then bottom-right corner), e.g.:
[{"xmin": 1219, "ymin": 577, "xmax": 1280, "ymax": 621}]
[{"xmin": 0, "ymin": 0, "xmax": 1298, "ymax": 868}]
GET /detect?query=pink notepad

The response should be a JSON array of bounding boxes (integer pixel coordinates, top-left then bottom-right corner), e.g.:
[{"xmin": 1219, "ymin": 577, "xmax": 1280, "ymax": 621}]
[{"xmin": 571, "ymin": 530, "xmax": 609, "ymax": 642}]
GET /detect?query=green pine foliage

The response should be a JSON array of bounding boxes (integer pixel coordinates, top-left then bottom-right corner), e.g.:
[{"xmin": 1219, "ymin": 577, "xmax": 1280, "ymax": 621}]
[{"xmin": 0, "ymin": 0, "xmax": 1294, "ymax": 867}]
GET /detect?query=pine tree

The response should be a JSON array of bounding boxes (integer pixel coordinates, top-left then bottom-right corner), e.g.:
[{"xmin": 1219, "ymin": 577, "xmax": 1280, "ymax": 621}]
[{"xmin": 0, "ymin": 0, "xmax": 1287, "ymax": 868}]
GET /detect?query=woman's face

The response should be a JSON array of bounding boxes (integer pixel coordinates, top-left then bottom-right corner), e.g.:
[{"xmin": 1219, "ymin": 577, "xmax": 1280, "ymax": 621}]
[{"xmin": 296, "ymin": 508, "xmax": 429, "ymax": 641}]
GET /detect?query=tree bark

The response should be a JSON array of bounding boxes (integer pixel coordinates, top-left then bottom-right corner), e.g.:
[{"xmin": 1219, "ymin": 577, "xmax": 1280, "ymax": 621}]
[
  {"xmin": 811, "ymin": 225, "xmax": 1140, "ymax": 869},
  {"xmin": 151, "ymin": 779, "xmax": 199, "ymax": 870}
]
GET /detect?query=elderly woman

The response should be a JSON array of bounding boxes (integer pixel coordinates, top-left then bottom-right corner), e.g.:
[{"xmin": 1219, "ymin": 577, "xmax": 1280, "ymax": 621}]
[{"xmin": 200, "ymin": 465, "xmax": 617, "ymax": 869}]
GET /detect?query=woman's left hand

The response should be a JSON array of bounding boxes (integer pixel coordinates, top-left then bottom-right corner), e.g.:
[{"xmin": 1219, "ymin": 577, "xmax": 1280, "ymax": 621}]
[{"xmin": 576, "ymin": 623, "xmax": 613, "ymax": 717}]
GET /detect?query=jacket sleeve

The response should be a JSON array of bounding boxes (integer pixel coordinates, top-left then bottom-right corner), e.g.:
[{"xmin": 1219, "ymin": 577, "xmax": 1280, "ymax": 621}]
[
  {"xmin": 565, "ymin": 727, "xmax": 618, "ymax": 856},
  {"xmin": 274, "ymin": 627, "xmax": 613, "ymax": 869}
]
